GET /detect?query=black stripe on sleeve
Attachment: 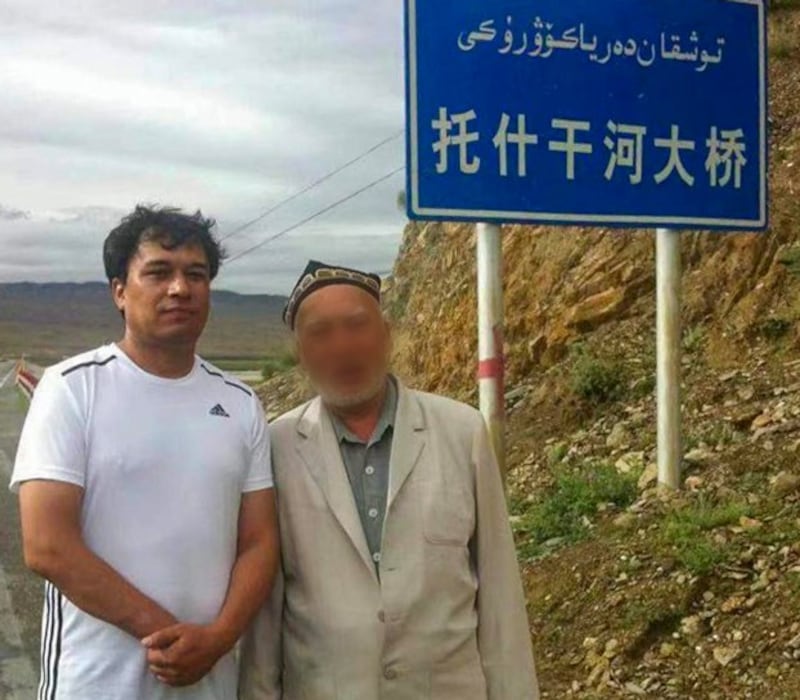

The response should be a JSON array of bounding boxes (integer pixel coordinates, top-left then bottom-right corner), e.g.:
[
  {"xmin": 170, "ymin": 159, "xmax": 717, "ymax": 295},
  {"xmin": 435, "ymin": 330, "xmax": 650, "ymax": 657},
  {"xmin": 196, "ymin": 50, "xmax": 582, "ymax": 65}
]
[
  {"xmin": 224, "ymin": 379, "xmax": 253, "ymax": 396},
  {"xmin": 200, "ymin": 364, "xmax": 253, "ymax": 396},
  {"xmin": 61, "ymin": 355, "xmax": 117, "ymax": 377},
  {"xmin": 200, "ymin": 364, "xmax": 224, "ymax": 379}
]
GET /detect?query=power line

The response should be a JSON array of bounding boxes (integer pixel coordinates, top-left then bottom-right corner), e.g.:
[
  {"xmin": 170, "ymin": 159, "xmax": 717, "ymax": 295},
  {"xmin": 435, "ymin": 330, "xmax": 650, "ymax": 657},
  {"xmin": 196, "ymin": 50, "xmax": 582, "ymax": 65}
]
[
  {"xmin": 226, "ymin": 166, "xmax": 405, "ymax": 266},
  {"xmin": 220, "ymin": 129, "xmax": 404, "ymax": 242}
]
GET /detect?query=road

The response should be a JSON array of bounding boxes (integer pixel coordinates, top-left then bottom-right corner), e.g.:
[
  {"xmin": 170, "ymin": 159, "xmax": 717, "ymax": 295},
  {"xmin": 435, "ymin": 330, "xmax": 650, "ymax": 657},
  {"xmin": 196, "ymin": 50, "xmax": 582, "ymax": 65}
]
[{"xmin": 0, "ymin": 360, "xmax": 40, "ymax": 698}]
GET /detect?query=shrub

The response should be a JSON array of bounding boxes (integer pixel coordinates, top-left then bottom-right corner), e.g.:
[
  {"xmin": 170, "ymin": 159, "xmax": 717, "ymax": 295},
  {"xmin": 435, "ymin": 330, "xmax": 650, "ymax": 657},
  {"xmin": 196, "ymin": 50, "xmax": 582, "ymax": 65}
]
[
  {"xmin": 659, "ymin": 497, "xmax": 750, "ymax": 576},
  {"xmin": 755, "ymin": 317, "xmax": 792, "ymax": 341},
  {"xmin": 682, "ymin": 325, "xmax": 705, "ymax": 353},
  {"xmin": 571, "ymin": 349, "xmax": 625, "ymax": 405},
  {"xmin": 513, "ymin": 464, "xmax": 638, "ymax": 559}
]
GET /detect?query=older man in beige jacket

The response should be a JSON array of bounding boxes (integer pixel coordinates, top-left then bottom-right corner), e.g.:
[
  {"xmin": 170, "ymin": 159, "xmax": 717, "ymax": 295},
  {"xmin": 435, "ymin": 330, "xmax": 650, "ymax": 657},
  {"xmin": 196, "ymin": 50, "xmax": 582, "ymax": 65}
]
[{"xmin": 240, "ymin": 261, "xmax": 539, "ymax": 700}]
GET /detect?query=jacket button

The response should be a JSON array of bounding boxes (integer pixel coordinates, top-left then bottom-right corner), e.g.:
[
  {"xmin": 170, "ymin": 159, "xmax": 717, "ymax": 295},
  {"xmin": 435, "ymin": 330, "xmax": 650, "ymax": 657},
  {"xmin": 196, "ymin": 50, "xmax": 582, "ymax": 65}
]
[
  {"xmin": 384, "ymin": 667, "xmax": 398, "ymax": 680},
  {"xmin": 377, "ymin": 610, "xmax": 386, "ymax": 623}
]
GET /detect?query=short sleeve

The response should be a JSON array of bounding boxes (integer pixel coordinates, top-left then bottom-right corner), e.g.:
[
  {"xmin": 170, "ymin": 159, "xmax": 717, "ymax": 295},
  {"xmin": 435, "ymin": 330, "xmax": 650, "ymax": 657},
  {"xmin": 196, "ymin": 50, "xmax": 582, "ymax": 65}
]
[
  {"xmin": 10, "ymin": 369, "xmax": 88, "ymax": 493},
  {"xmin": 243, "ymin": 396, "xmax": 274, "ymax": 493}
]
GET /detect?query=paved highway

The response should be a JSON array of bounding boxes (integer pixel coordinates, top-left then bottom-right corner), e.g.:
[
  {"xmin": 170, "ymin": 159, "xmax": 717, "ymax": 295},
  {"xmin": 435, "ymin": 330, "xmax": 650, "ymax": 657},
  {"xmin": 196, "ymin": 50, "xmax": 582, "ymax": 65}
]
[{"xmin": 0, "ymin": 360, "xmax": 41, "ymax": 698}]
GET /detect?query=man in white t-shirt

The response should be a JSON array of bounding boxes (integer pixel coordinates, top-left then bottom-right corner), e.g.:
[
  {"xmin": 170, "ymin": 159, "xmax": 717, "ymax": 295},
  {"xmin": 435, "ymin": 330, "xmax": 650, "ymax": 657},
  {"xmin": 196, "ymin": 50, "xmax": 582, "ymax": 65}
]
[{"xmin": 10, "ymin": 205, "xmax": 279, "ymax": 700}]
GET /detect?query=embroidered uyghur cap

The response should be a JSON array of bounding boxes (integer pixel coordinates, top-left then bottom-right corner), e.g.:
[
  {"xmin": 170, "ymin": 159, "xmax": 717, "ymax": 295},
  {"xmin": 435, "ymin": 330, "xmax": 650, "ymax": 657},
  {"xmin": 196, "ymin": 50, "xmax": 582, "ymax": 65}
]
[{"xmin": 283, "ymin": 260, "xmax": 382, "ymax": 329}]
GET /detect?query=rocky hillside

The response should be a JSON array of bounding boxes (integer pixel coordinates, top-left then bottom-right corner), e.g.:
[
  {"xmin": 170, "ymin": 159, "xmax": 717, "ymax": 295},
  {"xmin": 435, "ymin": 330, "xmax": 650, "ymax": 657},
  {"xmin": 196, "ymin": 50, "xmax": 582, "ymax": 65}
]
[
  {"xmin": 387, "ymin": 23, "xmax": 800, "ymax": 399},
  {"xmin": 256, "ymin": 5, "xmax": 800, "ymax": 698}
]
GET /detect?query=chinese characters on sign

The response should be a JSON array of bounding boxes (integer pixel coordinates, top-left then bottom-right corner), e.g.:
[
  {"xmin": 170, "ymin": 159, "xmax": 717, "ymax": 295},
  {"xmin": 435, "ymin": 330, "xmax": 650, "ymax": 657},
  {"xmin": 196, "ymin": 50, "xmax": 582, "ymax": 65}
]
[{"xmin": 432, "ymin": 108, "xmax": 747, "ymax": 190}]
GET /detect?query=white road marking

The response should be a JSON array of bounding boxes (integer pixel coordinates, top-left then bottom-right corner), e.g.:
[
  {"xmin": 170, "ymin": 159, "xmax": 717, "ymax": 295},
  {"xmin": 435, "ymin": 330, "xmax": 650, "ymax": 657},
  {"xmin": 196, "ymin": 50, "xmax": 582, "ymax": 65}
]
[{"xmin": 0, "ymin": 365, "xmax": 14, "ymax": 390}]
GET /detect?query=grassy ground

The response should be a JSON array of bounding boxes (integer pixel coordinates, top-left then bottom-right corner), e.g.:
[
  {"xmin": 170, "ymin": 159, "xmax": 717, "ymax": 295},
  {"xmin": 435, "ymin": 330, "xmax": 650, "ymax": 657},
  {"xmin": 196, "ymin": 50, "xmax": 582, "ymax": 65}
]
[
  {"xmin": 209, "ymin": 350, "xmax": 298, "ymax": 382},
  {"xmin": 208, "ymin": 357, "xmax": 269, "ymax": 372}
]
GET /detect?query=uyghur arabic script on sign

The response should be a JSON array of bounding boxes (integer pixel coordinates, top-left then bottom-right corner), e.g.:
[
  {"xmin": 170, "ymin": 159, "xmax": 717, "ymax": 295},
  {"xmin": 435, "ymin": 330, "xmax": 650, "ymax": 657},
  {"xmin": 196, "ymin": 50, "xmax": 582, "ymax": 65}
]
[{"xmin": 458, "ymin": 17, "xmax": 727, "ymax": 72}]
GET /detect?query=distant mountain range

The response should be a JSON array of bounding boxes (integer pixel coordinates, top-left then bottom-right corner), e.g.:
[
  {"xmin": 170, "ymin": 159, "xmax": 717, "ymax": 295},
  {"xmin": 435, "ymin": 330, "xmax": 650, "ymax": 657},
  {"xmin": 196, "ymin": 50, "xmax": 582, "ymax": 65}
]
[{"xmin": 0, "ymin": 282, "xmax": 288, "ymax": 363}]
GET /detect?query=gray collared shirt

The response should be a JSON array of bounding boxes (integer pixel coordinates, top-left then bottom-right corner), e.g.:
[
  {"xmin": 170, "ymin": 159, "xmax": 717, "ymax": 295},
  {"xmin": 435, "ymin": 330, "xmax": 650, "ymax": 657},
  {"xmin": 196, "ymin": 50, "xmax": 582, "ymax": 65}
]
[{"xmin": 330, "ymin": 379, "xmax": 397, "ymax": 570}]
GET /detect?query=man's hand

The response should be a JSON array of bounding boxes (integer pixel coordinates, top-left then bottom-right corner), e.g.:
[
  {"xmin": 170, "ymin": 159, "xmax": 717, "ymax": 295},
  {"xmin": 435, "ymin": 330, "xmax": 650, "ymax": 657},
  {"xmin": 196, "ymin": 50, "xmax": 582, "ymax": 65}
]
[{"xmin": 142, "ymin": 623, "xmax": 231, "ymax": 687}]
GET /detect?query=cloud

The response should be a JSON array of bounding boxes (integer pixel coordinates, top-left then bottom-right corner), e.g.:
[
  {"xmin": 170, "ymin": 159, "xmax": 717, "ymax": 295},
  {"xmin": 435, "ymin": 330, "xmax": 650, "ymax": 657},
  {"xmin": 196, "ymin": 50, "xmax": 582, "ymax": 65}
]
[
  {"xmin": 0, "ymin": 0, "xmax": 407, "ymax": 293},
  {"xmin": 0, "ymin": 204, "xmax": 30, "ymax": 221}
]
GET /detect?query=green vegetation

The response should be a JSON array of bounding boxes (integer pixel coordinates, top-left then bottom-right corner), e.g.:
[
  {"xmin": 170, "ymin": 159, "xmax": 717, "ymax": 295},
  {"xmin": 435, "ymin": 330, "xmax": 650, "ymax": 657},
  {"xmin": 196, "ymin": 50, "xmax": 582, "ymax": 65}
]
[
  {"xmin": 686, "ymin": 421, "xmax": 740, "ymax": 451},
  {"xmin": 778, "ymin": 245, "xmax": 800, "ymax": 275},
  {"xmin": 754, "ymin": 317, "xmax": 793, "ymax": 341},
  {"xmin": 211, "ymin": 358, "xmax": 268, "ymax": 372},
  {"xmin": 620, "ymin": 599, "xmax": 684, "ymax": 638},
  {"xmin": 512, "ymin": 464, "xmax": 639, "ymax": 561},
  {"xmin": 772, "ymin": 0, "xmax": 800, "ymax": 13},
  {"xmin": 769, "ymin": 4, "xmax": 800, "ymax": 59},
  {"xmin": 682, "ymin": 325, "xmax": 705, "ymax": 353},
  {"xmin": 262, "ymin": 348, "xmax": 298, "ymax": 381},
  {"xmin": 772, "ymin": 40, "xmax": 794, "ymax": 59},
  {"xmin": 631, "ymin": 374, "xmax": 656, "ymax": 400},
  {"xmin": 16, "ymin": 390, "xmax": 31, "ymax": 413},
  {"xmin": 203, "ymin": 350, "xmax": 298, "ymax": 382},
  {"xmin": 743, "ymin": 511, "xmax": 800, "ymax": 547},
  {"xmin": 545, "ymin": 442, "xmax": 568, "ymax": 466},
  {"xmin": 386, "ymin": 283, "xmax": 411, "ymax": 321},
  {"xmin": 570, "ymin": 347, "xmax": 625, "ymax": 405},
  {"xmin": 659, "ymin": 497, "xmax": 750, "ymax": 576}
]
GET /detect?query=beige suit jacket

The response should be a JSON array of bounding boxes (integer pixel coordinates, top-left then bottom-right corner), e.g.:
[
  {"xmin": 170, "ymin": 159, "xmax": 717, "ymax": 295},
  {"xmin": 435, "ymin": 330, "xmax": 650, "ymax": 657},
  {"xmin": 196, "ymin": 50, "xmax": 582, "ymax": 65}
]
[{"xmin": 239, "ymin": 382, "xmax": 539, "ymax": 700}]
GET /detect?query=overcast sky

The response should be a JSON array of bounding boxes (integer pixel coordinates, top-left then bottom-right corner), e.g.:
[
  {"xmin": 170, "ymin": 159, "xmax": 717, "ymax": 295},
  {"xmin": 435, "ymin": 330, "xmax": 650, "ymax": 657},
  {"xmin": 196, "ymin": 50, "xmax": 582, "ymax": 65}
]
[{"xmin": 0, "ymin": 0, "xmax": 407, "ymax": 294}]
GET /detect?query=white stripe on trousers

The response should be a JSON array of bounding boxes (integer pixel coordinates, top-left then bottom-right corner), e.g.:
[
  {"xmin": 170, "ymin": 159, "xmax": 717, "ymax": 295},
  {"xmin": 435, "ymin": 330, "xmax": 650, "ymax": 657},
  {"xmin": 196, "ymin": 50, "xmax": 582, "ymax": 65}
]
[{"xmin": 38, "ymin": 582, "xmax": 62, "ymax": 700}]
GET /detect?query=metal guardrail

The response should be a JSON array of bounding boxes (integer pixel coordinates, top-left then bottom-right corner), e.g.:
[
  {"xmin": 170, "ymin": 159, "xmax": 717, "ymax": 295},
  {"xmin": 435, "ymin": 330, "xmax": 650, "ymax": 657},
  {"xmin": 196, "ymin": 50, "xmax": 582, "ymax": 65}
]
[{"xmin": 13, "ymin": 360, "xmax": 39, "ymax": 401}]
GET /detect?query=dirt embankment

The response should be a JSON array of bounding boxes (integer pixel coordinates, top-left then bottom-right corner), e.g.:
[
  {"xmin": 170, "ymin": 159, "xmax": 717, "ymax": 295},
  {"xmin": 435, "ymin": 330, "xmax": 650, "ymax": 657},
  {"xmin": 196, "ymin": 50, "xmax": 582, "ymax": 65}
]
[{"xmin": 257, "ymin": 6, "xmax": 800, "ymax": 697}]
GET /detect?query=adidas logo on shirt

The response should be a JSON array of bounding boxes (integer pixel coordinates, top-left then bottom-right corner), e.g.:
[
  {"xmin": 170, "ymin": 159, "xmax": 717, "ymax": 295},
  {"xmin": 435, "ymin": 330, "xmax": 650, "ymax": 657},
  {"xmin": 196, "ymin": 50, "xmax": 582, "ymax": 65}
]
[{"xmin": 209, "ymin": 403, "xmax": 230, "ymax": 418}]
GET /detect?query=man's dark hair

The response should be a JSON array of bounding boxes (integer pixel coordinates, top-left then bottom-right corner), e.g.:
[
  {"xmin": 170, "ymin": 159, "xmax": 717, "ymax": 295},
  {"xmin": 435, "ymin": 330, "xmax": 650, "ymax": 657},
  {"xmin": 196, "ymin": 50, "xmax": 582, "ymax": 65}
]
[{"xmin": 103, "ymin": 204, "xmax": 226, "ymax": 282}]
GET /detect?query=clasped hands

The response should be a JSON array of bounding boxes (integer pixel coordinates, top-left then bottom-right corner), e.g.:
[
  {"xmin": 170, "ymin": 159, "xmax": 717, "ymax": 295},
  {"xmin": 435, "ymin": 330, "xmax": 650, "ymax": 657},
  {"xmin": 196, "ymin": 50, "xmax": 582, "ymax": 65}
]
[{"xmin": 142, "ymin": 622, "xmax": 232, "ymax": 687}]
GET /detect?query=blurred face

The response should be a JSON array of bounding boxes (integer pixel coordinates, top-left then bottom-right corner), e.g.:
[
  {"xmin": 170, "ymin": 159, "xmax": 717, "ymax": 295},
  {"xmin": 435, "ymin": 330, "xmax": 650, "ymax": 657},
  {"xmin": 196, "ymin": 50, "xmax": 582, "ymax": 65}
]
[
  {"xmin": 112, "ymin": 239, "xmax": 211, "ymax": 348},
  {"xmin": 295, "ymin": 284, "xmax": 391, "ymax": 409}
]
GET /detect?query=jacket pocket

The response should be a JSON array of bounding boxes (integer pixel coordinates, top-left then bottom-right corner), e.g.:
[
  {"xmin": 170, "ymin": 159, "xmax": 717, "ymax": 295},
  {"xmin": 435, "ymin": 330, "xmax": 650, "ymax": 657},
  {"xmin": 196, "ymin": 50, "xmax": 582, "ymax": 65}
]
[{"xmin": 423, "ymin": 492, "xmax": 474, "ymax": 546}]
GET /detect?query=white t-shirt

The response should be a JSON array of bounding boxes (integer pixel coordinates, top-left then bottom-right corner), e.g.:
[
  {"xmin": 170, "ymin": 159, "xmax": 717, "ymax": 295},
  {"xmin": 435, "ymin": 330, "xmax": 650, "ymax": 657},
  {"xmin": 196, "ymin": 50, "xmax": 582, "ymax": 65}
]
[{"xmin": 10, "ymin": 343, "xmax": 273, "ymax": 700}]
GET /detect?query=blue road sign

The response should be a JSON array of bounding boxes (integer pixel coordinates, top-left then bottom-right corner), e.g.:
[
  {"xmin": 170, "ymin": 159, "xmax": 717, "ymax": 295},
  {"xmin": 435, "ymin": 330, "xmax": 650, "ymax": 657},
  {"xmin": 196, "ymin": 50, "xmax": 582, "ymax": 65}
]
[{"xmin": 405, "ymin": 0, "xmax": 767, "ymax": 230}]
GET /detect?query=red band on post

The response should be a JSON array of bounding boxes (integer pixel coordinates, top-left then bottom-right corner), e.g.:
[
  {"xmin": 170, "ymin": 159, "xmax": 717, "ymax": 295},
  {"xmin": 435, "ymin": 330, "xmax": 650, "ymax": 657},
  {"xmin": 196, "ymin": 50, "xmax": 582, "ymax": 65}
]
[{"xmin": 477, "ymin": 357, "xmax": 504, "ymax": 380}]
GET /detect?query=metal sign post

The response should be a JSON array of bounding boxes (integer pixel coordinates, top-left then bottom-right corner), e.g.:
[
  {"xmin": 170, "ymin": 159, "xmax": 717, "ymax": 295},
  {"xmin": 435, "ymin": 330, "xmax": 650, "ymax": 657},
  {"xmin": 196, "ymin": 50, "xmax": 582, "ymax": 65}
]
[
  {"xmin": 656, "ymin": 228, "xmax": 682, "ymax": 490},
  {"xmin": 477, "ymin": 222, "xmax": 506, "ymax": 481},
  {"xmin": 405, "ymin": 0, "xmax": 768, "ymax": 480}
]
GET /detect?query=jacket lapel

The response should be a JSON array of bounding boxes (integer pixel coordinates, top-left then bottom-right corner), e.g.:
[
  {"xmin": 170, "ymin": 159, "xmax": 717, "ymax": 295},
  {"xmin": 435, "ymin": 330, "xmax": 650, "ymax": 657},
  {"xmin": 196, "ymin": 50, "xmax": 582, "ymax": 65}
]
[
  {"xmin": 387, "ymin": 383, "xmax": 427, "ymax": 509},
  {"xmin": 295, "ymin": 399, "xmax": 378, "ymax": 582}
]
